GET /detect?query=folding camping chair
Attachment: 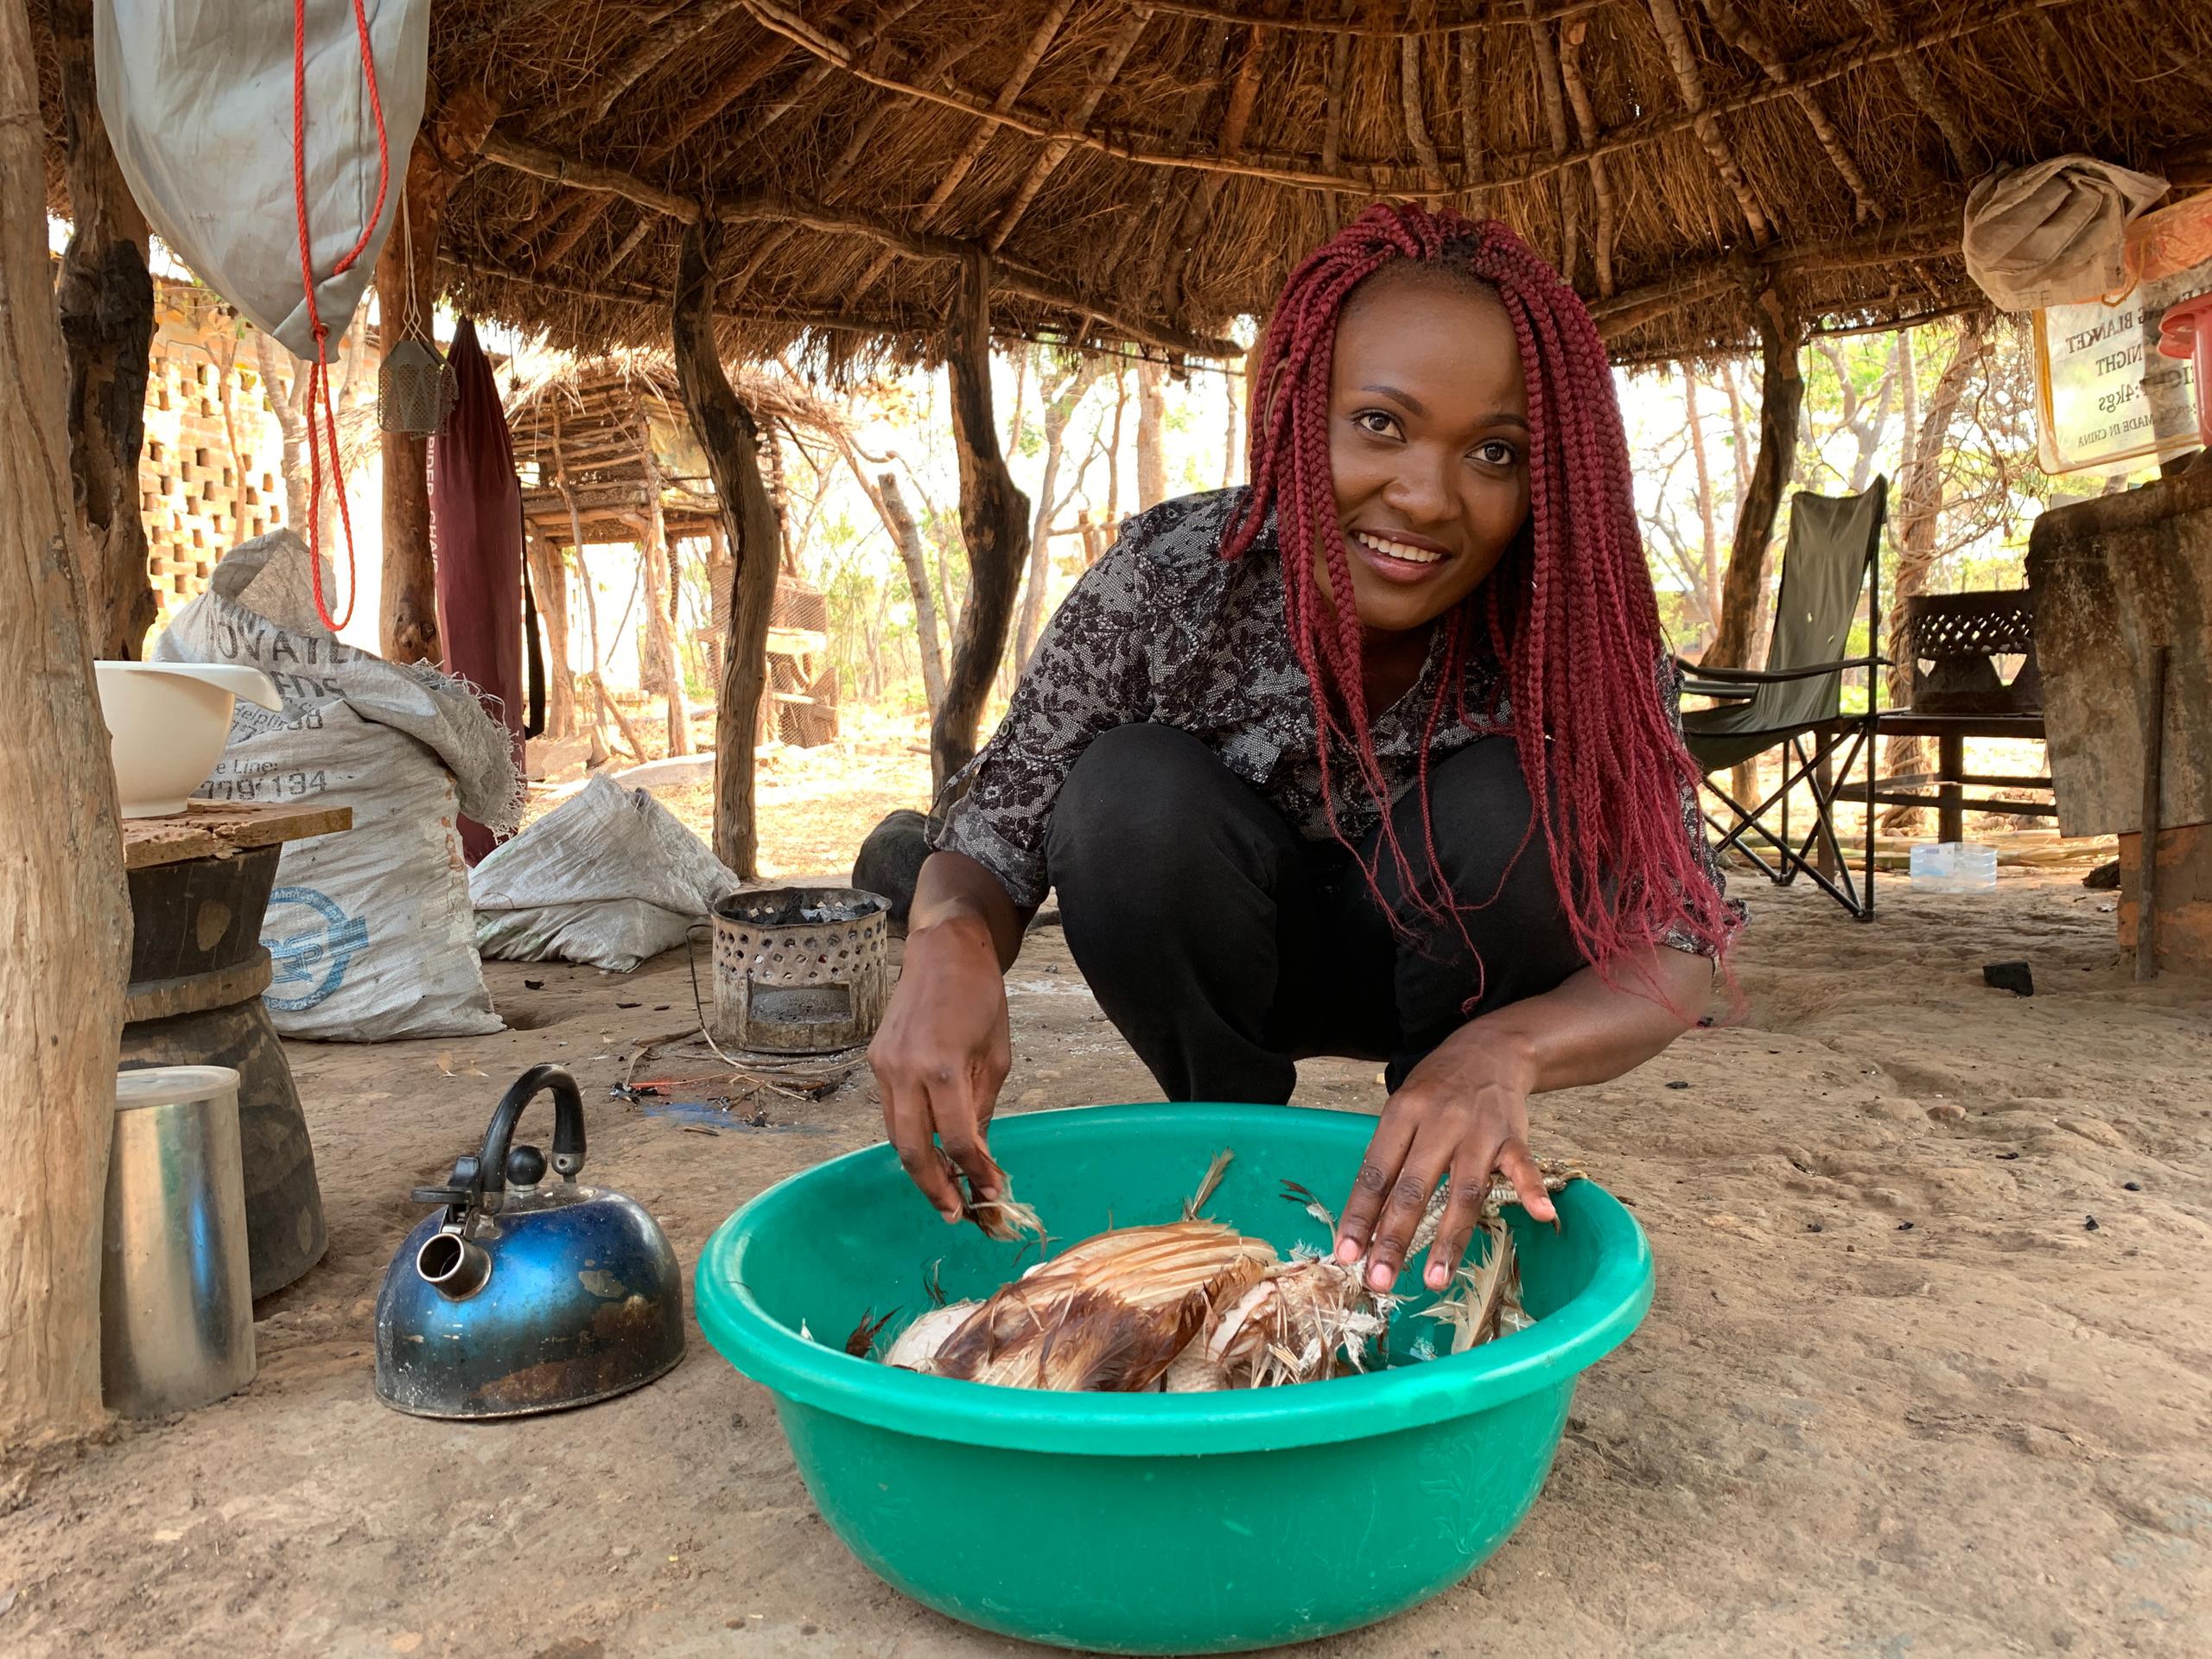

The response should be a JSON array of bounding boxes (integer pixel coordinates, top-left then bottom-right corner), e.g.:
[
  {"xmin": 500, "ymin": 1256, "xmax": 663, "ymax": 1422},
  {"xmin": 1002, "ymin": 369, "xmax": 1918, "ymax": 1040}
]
[{"xmin": 1681, "ymin": 479, "xmax": 1887, "ymax": 920}]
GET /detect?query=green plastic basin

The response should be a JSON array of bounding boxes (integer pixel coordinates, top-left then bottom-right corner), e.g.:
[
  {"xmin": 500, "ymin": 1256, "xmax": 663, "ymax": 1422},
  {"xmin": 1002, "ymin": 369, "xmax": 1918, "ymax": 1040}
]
[{"xmin": 694, "ymin": 1103, "xmax": 1652, "ymax": 1654}]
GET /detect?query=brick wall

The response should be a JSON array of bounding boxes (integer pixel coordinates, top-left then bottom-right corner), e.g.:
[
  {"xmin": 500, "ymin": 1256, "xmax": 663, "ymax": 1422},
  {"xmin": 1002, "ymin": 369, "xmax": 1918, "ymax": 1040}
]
[{"xmin": 137, "ymin": 278, "xmax": 374, "ymax": 621}]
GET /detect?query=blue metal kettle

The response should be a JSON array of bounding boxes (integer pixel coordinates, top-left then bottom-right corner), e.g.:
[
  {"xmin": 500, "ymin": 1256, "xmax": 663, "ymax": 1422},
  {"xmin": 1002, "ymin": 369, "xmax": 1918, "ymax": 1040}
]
[{"xmin": 374, "ymin": 1064, "xmax": 684, "ymax": 1419}]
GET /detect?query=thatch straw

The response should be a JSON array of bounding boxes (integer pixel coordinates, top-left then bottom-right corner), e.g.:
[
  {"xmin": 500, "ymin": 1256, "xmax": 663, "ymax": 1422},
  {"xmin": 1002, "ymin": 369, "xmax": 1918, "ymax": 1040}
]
[{"xmin": 34, "ymin": 3, "xmax": 2212, "ymax": 366}]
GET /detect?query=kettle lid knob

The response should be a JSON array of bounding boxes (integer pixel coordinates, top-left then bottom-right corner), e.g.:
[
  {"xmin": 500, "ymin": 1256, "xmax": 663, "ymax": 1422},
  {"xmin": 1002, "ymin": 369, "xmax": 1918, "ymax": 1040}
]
[{"xmin": 505, "ymin": 1144, "xmax": 549, "ymax": 1187}]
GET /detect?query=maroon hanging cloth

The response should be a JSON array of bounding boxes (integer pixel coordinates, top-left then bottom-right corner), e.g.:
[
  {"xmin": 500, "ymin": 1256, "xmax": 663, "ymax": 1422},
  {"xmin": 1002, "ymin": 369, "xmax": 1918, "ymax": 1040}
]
[{"xmin": 431, "ymin": 318, "xmax": 524, "ymax": 865}]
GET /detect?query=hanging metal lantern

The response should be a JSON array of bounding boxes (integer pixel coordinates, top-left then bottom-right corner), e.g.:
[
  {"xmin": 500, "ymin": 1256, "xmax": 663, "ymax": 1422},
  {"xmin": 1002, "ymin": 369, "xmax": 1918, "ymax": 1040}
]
[{"xmin": 378, "ymin": 338, "xmax": 456, "ymax": 435}]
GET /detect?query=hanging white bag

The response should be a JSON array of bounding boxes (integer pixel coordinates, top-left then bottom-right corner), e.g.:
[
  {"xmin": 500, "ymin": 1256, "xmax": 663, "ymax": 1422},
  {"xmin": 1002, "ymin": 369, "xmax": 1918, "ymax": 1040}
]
[{"xmin": 94, "ymin": 0, "xmax": 431, "ymax": 358}]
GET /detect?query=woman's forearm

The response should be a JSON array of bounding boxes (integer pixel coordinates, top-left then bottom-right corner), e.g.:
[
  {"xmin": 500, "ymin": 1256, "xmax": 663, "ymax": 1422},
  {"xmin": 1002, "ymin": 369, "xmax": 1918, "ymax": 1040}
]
[
  {"xmin": 1455, "ymin": 945, "xmax": 1713, "ymax": 1095},
  {"xmin": 908, "ymin": 849, "xmax": 1034, "ymax": 972}
]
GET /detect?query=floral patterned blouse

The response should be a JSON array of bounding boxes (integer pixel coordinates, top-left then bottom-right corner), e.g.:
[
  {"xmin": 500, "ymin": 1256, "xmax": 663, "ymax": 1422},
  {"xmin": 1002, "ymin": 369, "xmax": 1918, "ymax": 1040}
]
[{"xmin": 927, "ymin": 488, "xmax": 1732, "ymax": 952}]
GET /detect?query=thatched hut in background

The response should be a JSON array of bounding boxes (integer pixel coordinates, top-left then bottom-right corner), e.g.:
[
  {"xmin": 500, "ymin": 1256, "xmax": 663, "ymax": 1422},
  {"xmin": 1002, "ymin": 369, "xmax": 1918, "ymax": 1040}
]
[{"xmin": 503, "ymin": 352, "xmax": 847, "ymax": 763}]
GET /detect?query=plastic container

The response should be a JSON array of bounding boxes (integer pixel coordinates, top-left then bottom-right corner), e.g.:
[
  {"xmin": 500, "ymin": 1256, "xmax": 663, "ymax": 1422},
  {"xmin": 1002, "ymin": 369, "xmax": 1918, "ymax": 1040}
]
[
  {"xmin": 1910, "ymin": 841, "xmax": 1999, "ymax": 893},
  {"xmin": 2156, "ymin": 291, "xmax": 2212, "ymax": 450},
  {"xmin": 92, "ymin": 661, "xmax": 280, "ymax": 817},
  {"xmin": 694, "ymin": 1102, "xmax": 1653, "ymax": 1655}
]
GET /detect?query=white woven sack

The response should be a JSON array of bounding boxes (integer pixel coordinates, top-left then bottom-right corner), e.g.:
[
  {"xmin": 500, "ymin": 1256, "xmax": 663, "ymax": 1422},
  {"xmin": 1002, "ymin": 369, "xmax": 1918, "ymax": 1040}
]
[
  {"xmin": 471, "ymin": 774, "xmax": 741, "ymax": 973},
  {"xmin": 154, "ymin": 533, "xmax": 520, "ymax": 1040}
]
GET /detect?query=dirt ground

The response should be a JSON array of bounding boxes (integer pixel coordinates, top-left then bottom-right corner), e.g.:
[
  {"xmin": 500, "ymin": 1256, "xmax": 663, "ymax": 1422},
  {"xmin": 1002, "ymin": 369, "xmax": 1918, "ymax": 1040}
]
[{"xmin": 5, "ymin": 774, "xmax": 2208, "ymax": 1656}]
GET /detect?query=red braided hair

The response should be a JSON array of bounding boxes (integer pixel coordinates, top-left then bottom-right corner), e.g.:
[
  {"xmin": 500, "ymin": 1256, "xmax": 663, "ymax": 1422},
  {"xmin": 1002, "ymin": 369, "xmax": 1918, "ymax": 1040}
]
[{"xmin": 1221, "ymin": 201, "xmax": 1738, "ymax": 981}]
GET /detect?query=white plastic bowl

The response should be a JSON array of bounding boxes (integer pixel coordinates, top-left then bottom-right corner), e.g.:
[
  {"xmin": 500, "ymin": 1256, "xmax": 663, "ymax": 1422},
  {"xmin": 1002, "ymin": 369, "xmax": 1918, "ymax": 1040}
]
[{"xmin": 93, "ymin": 663, "xmax": 283, "ymax": 817}]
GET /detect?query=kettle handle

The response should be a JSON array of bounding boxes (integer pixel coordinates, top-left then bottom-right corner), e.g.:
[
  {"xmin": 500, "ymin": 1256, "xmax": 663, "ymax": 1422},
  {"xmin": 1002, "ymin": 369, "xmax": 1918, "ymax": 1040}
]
[{"xmin": 476, "ymin": 1065, "xmax": 587, "ymax": 1197}]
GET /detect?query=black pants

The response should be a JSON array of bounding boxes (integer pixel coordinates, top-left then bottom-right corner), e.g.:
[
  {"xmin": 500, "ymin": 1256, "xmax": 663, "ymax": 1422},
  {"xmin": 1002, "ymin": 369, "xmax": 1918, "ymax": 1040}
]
[{"xmin": 1046, "ymin": 724, "xmax": 1587, "ymax": 1103}]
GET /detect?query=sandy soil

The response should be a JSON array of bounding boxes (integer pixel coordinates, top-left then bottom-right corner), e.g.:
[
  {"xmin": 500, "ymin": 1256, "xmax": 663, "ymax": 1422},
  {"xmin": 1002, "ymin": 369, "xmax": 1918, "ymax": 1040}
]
[{"xmin": 4, "ymin": 824, "xmax": 2206, "ymax": 1656}]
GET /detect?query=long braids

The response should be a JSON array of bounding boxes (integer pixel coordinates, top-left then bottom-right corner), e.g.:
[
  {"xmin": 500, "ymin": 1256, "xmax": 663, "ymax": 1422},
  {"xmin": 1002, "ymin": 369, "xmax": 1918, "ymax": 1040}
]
[{"xmin": 1221, "ymin": 201, "xmax": 1739, "ymax": 981}]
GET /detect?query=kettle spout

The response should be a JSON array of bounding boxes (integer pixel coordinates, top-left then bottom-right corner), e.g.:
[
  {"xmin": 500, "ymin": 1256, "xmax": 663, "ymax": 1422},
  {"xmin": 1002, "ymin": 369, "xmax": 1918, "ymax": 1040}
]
[{"xmin": 417, "ymin": 1231, "xmax": 493, "ymax": 1300}]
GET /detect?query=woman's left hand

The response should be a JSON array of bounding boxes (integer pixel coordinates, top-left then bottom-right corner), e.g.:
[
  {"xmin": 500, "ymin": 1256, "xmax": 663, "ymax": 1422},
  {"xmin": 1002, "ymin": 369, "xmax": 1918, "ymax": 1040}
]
[{"xmin": 1332, "ymin": 1023, "xmax": 1560, "ymax": 1294}]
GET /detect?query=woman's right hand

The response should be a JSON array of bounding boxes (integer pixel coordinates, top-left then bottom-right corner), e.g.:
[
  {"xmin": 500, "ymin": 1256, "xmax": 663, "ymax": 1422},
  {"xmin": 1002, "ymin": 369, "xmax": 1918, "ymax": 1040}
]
[{"xmin": 870, "ymin": 911, "xmax": 1014, "ymax": 1221}]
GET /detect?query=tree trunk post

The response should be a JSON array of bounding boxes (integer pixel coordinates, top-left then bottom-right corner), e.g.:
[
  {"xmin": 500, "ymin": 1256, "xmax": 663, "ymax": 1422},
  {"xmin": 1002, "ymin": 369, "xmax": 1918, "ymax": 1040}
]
[
  {"xmin": 1880, "ymin": 315, "xmax": 1990, "ymax": 830},
  {"xmin": 1, "ymin": 0, "xmax": 134, "ymax": 1449},
  {"xmin": 374, "ymin": 138, "xmax": 444, "ymax": 664},
  {"xmin": 671, "ymin": 219, "xmax": 779, "ymax": 877},
  {"xmin": 1135, "ymin": 356, "xmax": 1169, "ymax": 512},
  {"xmin": 931, "ymin": 251, "xmax": 1033, "ymax": 790},
  {"xmin": 525, "ymin": 535, "xmax": 578, "ymax": 741},
  {"xmin": 52, "ymin": 0, "xmax": 156, "ymax": 661},
  {"xmin": 372, "ymin": 90, "xmax": 498, "ymax": 664},
  {"xmin": 1705, "ymin": 293, "xmax": 1802, "ymax": 672},
  {"xmin": 860, "ymin": 461, "xmax": 948, "ymax": 716},
  {"xmin": 1704, "ymin": 292, "xmax": 1804, "ymax": 810},
  {"xmin": 633, "ymin": 422, "xmax": 692, "ymax": 756}
]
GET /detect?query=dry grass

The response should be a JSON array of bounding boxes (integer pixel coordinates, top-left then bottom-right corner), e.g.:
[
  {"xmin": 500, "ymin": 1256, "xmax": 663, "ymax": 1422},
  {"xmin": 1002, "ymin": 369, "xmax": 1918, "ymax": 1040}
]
[{"xmin": 393, "ymin": 0, "xmax": 2212, "ymax": 371}]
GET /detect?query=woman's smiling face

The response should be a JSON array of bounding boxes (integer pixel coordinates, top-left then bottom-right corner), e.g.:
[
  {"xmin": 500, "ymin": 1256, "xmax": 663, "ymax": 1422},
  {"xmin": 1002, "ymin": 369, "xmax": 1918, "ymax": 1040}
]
[{"xmin": 1324, "ymin": 266, "xmax": 1533, "ymax": 635}]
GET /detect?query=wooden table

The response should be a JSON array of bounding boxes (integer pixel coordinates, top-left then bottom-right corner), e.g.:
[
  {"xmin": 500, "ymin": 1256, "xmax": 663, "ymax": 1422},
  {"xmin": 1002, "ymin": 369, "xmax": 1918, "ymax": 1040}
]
[
  {"xmin": 123, "ymin": 800, "xmax": 353, "ymax": 873},
  {"xmin": 1870, "ymin": 711, "xmax": 2056, "ymax": 844},
  {"xmin": 120, "ymin": 801, "xmax": 352, "ymax": 1298}
]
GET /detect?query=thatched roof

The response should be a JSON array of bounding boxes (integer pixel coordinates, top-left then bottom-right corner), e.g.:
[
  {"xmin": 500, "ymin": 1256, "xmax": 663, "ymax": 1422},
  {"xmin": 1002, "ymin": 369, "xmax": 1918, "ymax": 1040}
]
[
  {"xmin": 429, "ymin": 0, "xmax": 2212, "ymax": 368},
  {"xmin": 505, "ymin": 351, "xmax": 842, "ymax": 543}
]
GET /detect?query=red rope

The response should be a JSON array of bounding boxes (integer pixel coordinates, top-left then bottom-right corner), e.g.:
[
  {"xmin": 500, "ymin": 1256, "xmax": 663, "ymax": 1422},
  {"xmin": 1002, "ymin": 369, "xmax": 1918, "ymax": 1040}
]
[{"xmin": 289, "ymin": 0, "xmax": 393, "ymax": 634}]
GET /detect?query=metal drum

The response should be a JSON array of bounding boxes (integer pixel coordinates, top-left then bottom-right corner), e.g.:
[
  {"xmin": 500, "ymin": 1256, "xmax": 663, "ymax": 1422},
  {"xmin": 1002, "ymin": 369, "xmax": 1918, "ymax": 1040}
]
[
  {"xmin": 102, "ymin": 1065, "xmax": 257, "ymax": 1417},
  {"xmin": 711, "ymin": 887, "xmax": 889, "ymax": 1054}
]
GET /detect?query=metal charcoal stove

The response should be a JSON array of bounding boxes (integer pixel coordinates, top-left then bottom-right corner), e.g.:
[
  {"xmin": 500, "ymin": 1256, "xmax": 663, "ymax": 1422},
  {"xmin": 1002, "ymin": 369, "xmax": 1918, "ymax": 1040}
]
[{"xmin": 711, "ymin": 886, "xmax": 889, "ymax": 1054}]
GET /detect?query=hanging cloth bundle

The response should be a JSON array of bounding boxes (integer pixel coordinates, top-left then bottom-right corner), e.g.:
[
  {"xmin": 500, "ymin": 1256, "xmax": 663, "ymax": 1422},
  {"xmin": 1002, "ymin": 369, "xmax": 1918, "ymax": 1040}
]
[
  {"xmin": 1962, "ymin": 155, "xmax": 2169, "ymax": 313},
  {"xmin": 431, "ymin": 320, "xmax": 527, "ymax": 866},
  {"xmin": 97, "ymin": 0, "xmax": 433, "ymax": 631}
]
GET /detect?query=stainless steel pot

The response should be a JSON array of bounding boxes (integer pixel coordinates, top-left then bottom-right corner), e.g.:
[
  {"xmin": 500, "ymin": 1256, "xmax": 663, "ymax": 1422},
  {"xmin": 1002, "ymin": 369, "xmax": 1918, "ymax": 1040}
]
[{"xmin": 102, "ymin": 1065, "xmax": 257, "ymax": 1417}]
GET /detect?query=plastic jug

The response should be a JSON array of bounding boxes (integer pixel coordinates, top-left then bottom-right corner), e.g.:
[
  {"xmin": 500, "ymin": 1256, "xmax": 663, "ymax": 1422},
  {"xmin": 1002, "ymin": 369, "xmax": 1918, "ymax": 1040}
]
[
  {"xmin": 2156, "ymin": 292, "xmax": 2212, "ymax": 451},
  {"xmin": 1910, "ymin": 842, "xmax": 1998, "ymax": 893}
]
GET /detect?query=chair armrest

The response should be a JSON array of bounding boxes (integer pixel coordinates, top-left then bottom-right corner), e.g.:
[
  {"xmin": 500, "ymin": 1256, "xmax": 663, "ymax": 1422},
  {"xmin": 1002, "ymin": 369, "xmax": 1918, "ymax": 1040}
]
[
  {"xmin": 1684, "ymin": 655, "xmax": 1889, "ymax": 685},
  {"xmin": 1680, "ymin": 678, "xmax": 1758, "ymax": 702}
]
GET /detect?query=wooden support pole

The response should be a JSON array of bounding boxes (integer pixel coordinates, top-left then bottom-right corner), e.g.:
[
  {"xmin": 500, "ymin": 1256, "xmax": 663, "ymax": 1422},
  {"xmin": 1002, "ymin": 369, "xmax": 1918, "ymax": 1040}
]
[
  {"xmin": 671, "ymin": 219, "xmax": 780, "ymax": 877},
  {"xmin": 525, "ymin": 535, "xmax": 578, "ymax": 741},
  {"xmin": 932, "ymin": 251, "xmax": 1033, "ymax": 790},
  {"xmin": 1704, "ymin": 293, "xmax": 1802, "ymax": 675},
  {"xmin": 374, "ymin": 89, "xmax": 499, "ymax": 664},
  {"xmin": 52, "ymin": 0, "xmax": 156, "ymax": 660},
  {"xmin": 474, "ymin": 130, "xmax": 1238, "ymax": 359},
  {"xmin": 0, "ymin": 0, "xmax": 133, "ymax": 1449},
  {"xmin": 634, "ymin": 418, "xmax": 692, "ymax": 756},
  {"xmin": 375, "ymin": 141, "xmax": 444, "ymax": 665},
  {"xmin": 2136, "ymin": 645, "xmax": 2170, "ymax": 982}
]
